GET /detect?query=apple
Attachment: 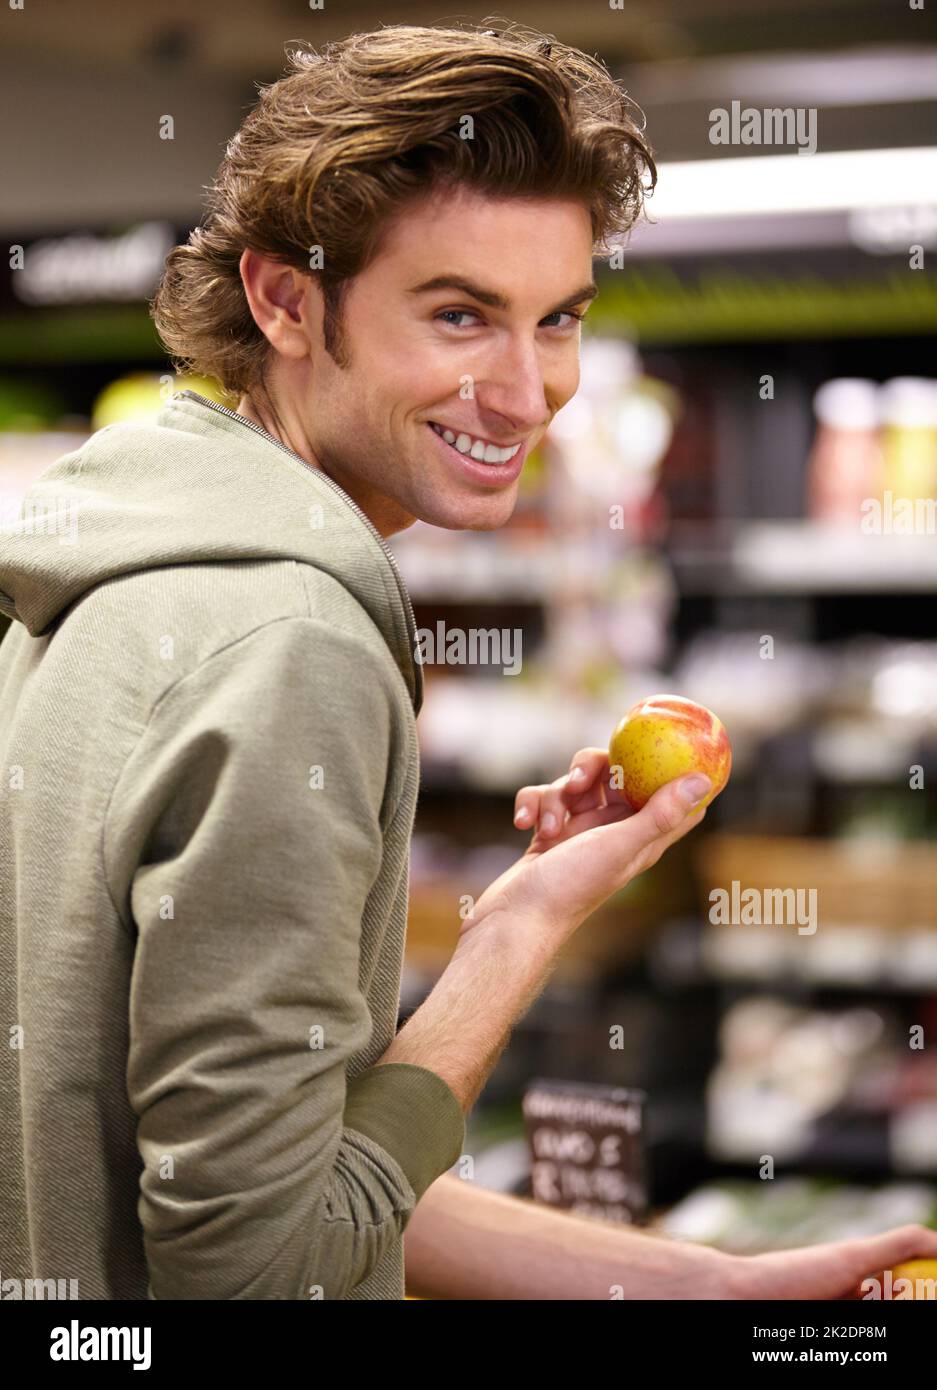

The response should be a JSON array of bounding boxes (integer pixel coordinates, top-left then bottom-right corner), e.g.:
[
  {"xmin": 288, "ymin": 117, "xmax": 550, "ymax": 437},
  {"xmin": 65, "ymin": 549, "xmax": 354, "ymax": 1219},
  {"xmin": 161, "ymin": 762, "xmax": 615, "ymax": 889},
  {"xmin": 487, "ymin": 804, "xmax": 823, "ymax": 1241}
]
[
  {"xmin": 890, "ymin": 1259, "xmax": 937, "ymax": 1299},
  {"xmin": 608, "ymin": 693, "xmax": 732, "ymax": 811}
]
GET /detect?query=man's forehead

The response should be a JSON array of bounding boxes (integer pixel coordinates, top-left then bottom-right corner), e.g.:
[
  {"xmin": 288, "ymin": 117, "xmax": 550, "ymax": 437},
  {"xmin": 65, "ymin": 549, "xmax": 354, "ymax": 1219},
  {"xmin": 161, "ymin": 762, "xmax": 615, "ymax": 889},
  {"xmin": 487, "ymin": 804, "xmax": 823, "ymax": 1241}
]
[
  {"xmin": 378, "ymin": 186, "xmax": 592, "ymax": 247},
  {"xmin": 364, "ymin": 192, "xmax": 595, "ymax": 300},
  {"xmin": 403, "ymin": 272, "xmax": 599, "ymax": 311}
]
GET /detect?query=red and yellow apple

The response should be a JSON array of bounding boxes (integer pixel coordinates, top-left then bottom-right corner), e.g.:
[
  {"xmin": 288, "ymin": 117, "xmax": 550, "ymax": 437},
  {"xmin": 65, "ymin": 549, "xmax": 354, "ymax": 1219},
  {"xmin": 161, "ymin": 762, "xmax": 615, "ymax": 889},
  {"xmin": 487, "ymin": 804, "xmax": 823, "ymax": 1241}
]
[
  {"xmin": 608, "ymin": 694, "xmax": 732, "ymax": 811},
  {"xmin": 890, "ymin": 1259, "xmax": 937, "ymax": 1299}
]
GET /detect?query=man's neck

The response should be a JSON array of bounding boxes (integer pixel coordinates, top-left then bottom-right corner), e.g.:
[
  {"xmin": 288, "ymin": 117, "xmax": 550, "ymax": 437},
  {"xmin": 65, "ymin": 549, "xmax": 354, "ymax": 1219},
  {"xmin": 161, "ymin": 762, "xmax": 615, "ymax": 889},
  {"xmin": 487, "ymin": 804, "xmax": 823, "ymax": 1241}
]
[{"xmin": 235, "ymin": 392, "xmax": 415, "ymax": 540}]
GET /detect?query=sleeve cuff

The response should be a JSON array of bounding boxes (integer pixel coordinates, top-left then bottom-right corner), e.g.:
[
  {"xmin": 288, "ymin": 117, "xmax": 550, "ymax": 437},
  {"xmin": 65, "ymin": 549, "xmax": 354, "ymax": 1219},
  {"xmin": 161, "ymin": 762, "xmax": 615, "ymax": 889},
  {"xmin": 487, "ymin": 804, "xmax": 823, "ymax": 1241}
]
[{"xmin": 343, "ymin": 1062, "xmax": 465, "ymax": 1200}]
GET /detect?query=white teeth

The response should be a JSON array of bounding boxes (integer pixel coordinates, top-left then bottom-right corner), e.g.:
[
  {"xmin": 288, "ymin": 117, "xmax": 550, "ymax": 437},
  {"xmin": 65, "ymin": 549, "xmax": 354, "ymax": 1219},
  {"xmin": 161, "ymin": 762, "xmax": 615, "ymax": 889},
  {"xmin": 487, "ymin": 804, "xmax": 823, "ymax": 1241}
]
[{"xmin": 430, "ymin": 421, "xmax": 521, "ymax": 464}]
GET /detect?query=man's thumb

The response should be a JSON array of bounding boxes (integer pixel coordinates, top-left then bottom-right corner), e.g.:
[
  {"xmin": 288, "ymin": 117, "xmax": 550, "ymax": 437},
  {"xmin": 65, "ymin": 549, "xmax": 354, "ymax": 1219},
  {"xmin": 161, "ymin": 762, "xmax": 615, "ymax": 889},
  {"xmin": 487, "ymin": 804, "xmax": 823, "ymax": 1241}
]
[{"xmin": 639, "ymin": 773, "xmax": 711, "ymax": 839}]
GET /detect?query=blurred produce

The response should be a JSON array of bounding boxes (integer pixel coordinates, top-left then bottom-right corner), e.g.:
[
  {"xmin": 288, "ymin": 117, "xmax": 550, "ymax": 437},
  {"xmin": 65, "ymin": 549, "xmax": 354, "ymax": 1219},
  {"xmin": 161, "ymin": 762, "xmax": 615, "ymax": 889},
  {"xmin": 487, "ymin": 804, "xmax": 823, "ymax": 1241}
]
[
  {"xmin": 807, "ymin": 375, "xmax": 937, "ymax": 523},
  {"xmin": 704, "ymin": 996, "xmax": 937, "ymax": 1174},
  {"xmin": 91, "ymin": 371, "xmax": 228, "ymax": 428},
  {"xmin": 807, "ymin": 378, "xmax": 882, "ymax": 524},
  {"xmin": 881, "ymin": 377, "xmax": 937, "ymax": 503},
  {"xmin": 659, "ymin": 1177, "xmax": 937, "ymax": 1255},
  {"xmin": 0, "ymin": 377, "xmax": 66, "ymax": 432}
]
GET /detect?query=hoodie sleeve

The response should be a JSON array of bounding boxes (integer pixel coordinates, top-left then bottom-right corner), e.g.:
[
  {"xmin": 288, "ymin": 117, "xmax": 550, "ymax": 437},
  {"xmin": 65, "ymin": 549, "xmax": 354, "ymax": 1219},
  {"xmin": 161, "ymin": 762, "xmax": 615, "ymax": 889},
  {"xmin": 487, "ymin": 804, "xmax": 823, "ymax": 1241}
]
[{"xmin": 104, "ymin": 616, "xmax": 464, "ymax": 1300}]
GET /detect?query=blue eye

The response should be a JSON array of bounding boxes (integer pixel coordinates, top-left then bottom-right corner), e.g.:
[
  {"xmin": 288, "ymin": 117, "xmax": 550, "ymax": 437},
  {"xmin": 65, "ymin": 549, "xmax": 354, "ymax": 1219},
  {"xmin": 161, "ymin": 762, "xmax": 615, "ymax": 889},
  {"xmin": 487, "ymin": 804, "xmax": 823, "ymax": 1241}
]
[
  {"xmin": 541, "ymin": 310, "xmax": 585, "ymax": 329},
  {"xmin": 435, "ymin": 308, "xmax": 585, "ymax": 329},
  {"xmin": 436, "ymin": 309, "xmax": 479, "ymax": 328}
]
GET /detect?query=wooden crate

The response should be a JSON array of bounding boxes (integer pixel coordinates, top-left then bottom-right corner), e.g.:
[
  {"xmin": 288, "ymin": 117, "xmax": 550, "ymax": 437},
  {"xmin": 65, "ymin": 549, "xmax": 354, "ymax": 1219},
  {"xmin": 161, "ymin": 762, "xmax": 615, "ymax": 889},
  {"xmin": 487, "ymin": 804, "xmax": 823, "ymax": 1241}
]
[
  {"xmin": 694, "ymin": 833, "xmax": 937, "ymax": 931},
  {"xmin": 407, "ymin": 834, "xmax": 702, "ymax": 980}
]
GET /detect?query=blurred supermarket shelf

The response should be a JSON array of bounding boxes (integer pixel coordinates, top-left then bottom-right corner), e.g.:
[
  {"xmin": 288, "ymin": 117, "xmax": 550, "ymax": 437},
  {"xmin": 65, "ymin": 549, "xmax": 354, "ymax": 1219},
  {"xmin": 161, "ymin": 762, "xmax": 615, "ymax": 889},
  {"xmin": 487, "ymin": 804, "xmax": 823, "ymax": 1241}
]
[
  {"xmin": 669, "ymin": 520, "xmax": 937, "ymax": 593},
  {"xmin": 651, "ymin": 916, "xmax": 937, "ymax": 994},
  {"xmin": 391, "ymin": 528, "xmax": 559, "ymax": 602},
  {"xmin": 392, "ymin": 520, "xmax": 937, "ymax": 604}
]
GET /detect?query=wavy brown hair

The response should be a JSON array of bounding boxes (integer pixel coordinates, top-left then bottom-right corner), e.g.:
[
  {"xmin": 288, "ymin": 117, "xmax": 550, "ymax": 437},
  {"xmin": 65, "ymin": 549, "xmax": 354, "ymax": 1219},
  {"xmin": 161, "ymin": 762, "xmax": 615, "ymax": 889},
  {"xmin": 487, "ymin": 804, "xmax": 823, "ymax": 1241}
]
[{"xmin": 150, "ymin": 19, "xmax": 656, "ymax": 405}]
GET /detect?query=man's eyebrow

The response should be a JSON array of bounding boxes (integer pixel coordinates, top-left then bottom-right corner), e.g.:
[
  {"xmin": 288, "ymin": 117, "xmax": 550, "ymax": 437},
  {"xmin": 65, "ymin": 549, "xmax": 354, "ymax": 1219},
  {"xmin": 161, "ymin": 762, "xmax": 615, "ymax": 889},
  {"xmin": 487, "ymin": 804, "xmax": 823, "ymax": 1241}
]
[{"xmin": 406, "ymin": 274, "xmax": 599, "ymax": 314}]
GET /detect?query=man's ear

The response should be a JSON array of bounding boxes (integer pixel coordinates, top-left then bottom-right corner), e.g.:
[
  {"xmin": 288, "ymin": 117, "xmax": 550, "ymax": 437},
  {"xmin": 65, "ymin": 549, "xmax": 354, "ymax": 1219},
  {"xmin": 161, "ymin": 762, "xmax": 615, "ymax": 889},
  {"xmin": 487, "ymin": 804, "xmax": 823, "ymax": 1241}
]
[{"xmin": 238, "ymin": 249, "xmax": 316, "ymax": 360}]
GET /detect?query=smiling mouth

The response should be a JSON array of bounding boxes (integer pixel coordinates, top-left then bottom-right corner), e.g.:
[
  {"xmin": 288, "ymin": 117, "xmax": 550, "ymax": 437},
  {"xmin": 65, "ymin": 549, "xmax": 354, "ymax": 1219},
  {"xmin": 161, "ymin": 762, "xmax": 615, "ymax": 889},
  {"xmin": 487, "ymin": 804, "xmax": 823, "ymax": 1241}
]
[{"xmin": 428, "ymin": 421, "xmax": 523, "ymax": 466}]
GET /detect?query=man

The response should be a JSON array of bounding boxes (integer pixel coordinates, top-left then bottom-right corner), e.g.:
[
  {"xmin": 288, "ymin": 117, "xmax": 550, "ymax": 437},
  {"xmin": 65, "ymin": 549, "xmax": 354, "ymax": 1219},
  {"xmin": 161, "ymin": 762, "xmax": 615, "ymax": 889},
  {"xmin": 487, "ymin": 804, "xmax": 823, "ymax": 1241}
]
[{"xmin": 1, "ymin": 23, "xmax": 933, "ymax": 1301}]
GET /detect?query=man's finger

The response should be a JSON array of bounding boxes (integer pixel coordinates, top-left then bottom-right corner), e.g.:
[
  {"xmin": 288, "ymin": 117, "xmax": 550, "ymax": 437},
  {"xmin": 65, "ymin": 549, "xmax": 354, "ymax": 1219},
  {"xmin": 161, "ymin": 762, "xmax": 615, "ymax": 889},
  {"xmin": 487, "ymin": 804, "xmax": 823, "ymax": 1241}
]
[
  {"xmin": 562, "ymin": 750, "xmax": 609, "ymax": 815},
  {"xmin": 513, "ymin": 786, "xmax": 543, "ymax": 830},
  {"xmin": 633, "ymin": 773, "xmax": 712, "ymax": 843},
  {"xmin": 601, "ymin": 759, "xmax": 636, "ymax": 805},
  {"xmin": 566, "ymin": 748, "xmax": 607, "ymax": 793},
  {"xmin": 859, "ymin": 1224, "xmax": 937, "ymax": 1271},
  {"xmin": 543, "ymin": 753, "xmax": 615, "ymax": 833},
  {"xmin": 535, "ymin": 776, "xmax": 574, "ymax": 837}
]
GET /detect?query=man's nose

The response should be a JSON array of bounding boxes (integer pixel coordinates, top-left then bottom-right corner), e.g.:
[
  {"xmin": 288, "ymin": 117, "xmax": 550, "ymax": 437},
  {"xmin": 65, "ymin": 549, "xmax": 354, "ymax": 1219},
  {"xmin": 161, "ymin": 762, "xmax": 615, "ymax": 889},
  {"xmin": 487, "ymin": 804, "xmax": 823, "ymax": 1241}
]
[{"xmin": 475, "ymin": 339, "xmax": 553, "ymax": 434}]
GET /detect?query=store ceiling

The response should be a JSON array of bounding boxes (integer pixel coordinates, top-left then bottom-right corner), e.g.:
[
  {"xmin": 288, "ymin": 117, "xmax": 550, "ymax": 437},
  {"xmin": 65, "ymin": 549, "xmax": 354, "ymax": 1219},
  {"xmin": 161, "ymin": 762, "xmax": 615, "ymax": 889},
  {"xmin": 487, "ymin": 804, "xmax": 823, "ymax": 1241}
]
[
  {"xmin": 1, "ymin": 0, "xmax": 933, "ymax": 231},
  {"xmin": 1, "ymin": 0, "xmax": 932, "ymax": 72}
]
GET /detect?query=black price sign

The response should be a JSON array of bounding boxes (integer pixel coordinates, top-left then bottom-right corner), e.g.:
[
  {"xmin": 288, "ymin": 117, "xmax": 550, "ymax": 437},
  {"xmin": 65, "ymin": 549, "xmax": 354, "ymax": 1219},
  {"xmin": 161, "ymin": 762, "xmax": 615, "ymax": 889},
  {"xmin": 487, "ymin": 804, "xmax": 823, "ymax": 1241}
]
[{"xmin": 522, "ymin": 1079, "xmax": 648, "ymax": 1224}]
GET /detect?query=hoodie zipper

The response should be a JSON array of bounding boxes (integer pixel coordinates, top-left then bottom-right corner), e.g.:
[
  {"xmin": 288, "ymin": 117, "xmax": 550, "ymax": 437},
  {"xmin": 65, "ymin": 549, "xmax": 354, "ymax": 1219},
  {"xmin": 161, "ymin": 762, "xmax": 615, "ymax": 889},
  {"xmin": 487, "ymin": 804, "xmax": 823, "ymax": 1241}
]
[{"xmin": 178, "ymin": 390, "xmax": 421, "ymax": 694}]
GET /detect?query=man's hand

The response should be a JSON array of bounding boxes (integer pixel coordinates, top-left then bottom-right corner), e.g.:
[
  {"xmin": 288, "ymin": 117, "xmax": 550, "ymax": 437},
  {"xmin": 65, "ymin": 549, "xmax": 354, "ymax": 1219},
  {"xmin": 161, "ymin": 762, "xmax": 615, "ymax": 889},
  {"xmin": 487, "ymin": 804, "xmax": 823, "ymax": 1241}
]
[
  {"xmin": 513, "ymin": 746, "xmax": 634, "ymax": 844},
  {"xmin": 378, "ymin": 750, "xmax": 711, "ymax": 1112},
  {"xmin": 463, "ymin": 747, "xmax": 711, "ymax": 941},
  {"xmin": 730, "ymin": 1224, "xmax": 937, "ymax": 1300},
  {"xmin": 405, "ymin": 1176, "xmax": 937, "ymax": 1300}
]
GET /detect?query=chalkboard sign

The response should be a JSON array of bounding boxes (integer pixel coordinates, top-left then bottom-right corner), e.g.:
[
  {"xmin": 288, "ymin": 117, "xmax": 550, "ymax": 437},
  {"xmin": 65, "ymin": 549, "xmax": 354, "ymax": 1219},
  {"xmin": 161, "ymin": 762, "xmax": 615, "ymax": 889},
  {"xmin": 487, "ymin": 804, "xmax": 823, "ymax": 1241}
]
[{"xmin": 522, "ymin": 1079, "xmax": 648, "ymax": 1224}]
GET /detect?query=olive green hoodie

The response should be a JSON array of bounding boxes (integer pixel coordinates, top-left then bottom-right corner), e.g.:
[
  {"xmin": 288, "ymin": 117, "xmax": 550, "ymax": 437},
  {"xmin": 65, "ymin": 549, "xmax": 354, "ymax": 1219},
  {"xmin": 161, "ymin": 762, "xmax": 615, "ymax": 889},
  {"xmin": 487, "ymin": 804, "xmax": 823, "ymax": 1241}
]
[{"xmin": 0, "ymin": 389, "xmax": 464, "ymax": 1301}]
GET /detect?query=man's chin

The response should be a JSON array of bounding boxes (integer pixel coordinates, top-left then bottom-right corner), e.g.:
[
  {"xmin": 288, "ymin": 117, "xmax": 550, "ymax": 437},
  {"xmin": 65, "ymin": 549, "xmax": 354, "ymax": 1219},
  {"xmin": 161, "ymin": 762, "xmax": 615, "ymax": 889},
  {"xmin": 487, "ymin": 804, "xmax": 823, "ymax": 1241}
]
[
  {"xmin": 383, "ymin": 514, "xmax": 420, "ymax": 538},
  {"xmin": 421, "ymin": 510, "xmax": 516, "ymax": 534},
  {"xmin": 460, "ymin": 511, "xmax": 516, "ymax": 532},
  {"xmin": 414, "ymin": 490, "xmax": 519, "ymax": 533}
]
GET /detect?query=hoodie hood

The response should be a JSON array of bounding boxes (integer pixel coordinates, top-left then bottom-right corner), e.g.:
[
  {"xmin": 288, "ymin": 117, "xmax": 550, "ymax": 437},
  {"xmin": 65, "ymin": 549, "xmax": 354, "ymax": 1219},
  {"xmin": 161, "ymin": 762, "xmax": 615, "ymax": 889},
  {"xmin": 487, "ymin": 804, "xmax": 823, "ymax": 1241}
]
[{"xmin": 0, "ymin": 390, "xmax": 422, "ymax": 713}]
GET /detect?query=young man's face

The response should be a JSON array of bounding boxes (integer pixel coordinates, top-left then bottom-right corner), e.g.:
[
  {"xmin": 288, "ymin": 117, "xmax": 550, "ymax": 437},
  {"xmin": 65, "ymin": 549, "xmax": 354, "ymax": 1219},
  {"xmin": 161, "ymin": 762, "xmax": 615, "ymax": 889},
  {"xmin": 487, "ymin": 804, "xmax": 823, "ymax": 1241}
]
[{"xmin": 259, "ymin": 186, "xmax": 596, "ymax": 537}]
